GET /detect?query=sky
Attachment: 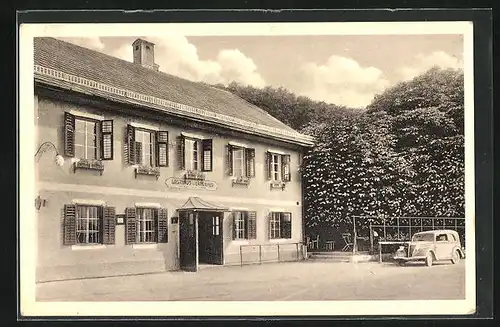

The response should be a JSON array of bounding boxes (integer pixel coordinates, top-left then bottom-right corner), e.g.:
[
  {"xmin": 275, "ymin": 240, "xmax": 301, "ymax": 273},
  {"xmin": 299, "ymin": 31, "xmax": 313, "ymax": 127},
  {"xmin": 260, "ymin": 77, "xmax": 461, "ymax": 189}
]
[{"xmin": 59, "ymin": 34, "xmax": 463, "ymax": 109}]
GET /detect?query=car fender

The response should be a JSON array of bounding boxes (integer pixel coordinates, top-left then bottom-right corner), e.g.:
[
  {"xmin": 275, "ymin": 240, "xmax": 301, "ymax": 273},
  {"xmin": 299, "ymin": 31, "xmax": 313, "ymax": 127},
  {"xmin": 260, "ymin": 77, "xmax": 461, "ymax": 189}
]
[
  {"xmin": 453, "ymin": 246, "xmax": 465, "ymax": 258},
  {"xmin": 426, "ymin": 249, "xmax": 437, "ymax": 261}
]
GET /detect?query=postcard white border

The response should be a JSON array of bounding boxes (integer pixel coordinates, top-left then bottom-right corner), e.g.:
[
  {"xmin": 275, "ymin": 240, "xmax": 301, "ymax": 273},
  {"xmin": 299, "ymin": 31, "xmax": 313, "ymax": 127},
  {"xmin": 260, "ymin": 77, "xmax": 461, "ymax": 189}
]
[{"xmin": 20, "ymin": 21, "xmax": 475, "ymax": 317}]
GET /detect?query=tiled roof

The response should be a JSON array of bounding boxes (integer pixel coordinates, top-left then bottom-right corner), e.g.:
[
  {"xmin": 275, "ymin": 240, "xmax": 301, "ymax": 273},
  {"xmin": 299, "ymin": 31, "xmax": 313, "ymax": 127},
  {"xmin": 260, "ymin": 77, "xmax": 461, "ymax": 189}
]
[{"xmin": 34, "ymin": 37, "xmax": 300, "ymax": 136}]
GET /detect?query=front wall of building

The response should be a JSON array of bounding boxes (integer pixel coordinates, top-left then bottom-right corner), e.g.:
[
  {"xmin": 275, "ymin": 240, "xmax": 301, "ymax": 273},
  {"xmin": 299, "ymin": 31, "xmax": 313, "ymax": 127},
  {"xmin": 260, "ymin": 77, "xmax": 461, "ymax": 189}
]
[{"xmin": 35, "ymin": 94, "xmax": 305, "ymax": 282}]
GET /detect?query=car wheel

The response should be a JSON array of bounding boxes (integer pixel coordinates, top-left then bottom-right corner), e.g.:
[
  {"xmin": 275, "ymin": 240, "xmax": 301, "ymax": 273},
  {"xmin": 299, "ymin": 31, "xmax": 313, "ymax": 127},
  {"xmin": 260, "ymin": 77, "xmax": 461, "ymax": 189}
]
[
  {"xmin": 397, "ymin": 260, "xmax": 405, "ymax": 266},
  {"xmin": 451, "ymin": 250, "xmax": 460, "ymax": 264},
  {"xmin": 425, "ymin": 252, "xmax": 433, "ymax": 267}
]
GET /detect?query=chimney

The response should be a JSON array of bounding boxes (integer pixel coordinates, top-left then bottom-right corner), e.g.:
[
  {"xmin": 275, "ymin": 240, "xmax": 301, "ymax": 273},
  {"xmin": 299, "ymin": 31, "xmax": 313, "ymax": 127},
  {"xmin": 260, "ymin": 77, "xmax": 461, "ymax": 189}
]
[{"xmin": 132, "ymin": 38, "xmax": 159, "ymax": 71}]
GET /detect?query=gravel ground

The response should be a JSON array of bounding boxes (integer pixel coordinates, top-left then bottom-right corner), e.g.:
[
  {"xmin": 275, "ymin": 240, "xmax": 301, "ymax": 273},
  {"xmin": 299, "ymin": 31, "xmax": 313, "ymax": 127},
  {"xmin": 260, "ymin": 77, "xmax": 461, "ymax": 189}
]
[{"xmin": 36, "ymin": 259, "xmax": 466, "ymax": 302}]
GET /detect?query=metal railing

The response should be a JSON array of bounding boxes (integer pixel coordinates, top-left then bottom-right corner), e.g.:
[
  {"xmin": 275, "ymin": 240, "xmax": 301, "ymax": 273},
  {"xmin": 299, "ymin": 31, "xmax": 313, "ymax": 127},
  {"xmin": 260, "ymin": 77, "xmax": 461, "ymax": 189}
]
[{"xmin": 239, "ymin": 242, "xmax": 305, "ymax": 266}]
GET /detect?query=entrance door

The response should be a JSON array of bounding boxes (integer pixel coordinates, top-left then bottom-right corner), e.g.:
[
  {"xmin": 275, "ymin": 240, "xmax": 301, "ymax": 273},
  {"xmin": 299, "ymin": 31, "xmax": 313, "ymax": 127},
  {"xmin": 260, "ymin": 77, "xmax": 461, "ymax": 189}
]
[
  {"xmin": 179, "ymin": 211, "xmax": 198, "ymax": 272},
  {"xmin": 199, "ymin": 212, "xmax": 224, "ymax": 265}
]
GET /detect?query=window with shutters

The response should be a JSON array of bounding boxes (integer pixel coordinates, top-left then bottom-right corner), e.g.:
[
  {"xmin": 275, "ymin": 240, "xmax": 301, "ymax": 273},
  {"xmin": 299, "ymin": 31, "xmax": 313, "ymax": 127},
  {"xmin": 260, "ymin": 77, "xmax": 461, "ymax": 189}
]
[
  {"xmin": 74, "ymin": 118, "xmax": 98, "ymax": 160},
  {"xmin": 266, "ymin": 152, "xmax": 291, "ymax": 182},
  {"xmin": 64, "ymin": 112, "xmax": 114, "ymax": 161},
  {"xmin": 136, "ymin": 207, "xmax": 157, "ymax": 243},
  {"xmin": 125, "ymin": 207, "xmax": 169, "ymax": 244},
  {"xmin": 135, "ymin": 129, "xmax": 155, "ymax": 167},
  {"xmin": 227, "ymin": 144, "xmax": 255, "ymax": 178},
  {"xmin": 269, "ymin": 212, "xmax": 292, "ymax": 239},
  {"xmin": 232, "ymin": 211, "xmax": 257, "ymax": 240},
  {"xmin": 76, "ymin": 205, "xmax": 101, "ymax": 244}
]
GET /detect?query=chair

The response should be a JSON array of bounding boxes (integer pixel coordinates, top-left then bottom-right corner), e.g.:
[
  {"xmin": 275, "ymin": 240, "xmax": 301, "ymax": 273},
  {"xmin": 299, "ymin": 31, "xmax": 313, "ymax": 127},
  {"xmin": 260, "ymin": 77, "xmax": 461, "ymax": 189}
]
[
  {"xmin": 341, "ymin": 233, "xmax": 354, "ymax": 252},
  {"xmin": 308, "ymin": 235, "xmax": 319, "ymax": 250},
  {"xmin": 325, "ymin": 240, "xmax": 335, "ymax": 251}
]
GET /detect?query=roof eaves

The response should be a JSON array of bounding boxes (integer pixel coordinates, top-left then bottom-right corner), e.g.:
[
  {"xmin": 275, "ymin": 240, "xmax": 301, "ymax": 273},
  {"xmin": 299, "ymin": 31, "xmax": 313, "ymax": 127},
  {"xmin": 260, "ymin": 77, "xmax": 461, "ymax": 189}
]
[{"xmin": 33, "ymin": 65, "xmax": 315, "ymax": 147}]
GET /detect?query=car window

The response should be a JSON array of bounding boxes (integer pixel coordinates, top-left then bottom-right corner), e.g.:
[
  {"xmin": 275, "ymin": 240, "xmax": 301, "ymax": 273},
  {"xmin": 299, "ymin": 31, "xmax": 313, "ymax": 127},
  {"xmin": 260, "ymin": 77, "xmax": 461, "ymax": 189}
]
[
  {"xmin": 449, "ymin": 233, "xmax": 457, "ymax": 241},
  {"xmin": 412, "ymin": 233, "xmax": 435, "ymax": 242},
  {"xmin": 436, "ymin": 234, "xmax": 448, "ymax": 242}
]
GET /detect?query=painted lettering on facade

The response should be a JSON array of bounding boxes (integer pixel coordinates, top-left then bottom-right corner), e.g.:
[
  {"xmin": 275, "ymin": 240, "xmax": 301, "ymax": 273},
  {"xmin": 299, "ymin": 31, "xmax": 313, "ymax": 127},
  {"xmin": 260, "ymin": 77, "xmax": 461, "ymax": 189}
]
[{"xmin": 165, "ymin": 177, "xmax": 218, "ymax": 191}]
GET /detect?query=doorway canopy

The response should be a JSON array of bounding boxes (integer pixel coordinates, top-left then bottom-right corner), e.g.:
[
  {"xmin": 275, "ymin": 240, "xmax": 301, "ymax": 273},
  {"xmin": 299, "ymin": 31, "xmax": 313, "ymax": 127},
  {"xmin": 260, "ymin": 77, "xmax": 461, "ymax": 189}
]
[{"xmin": 178, "ymin": 197, "xmax": 229, "ymax": 212}]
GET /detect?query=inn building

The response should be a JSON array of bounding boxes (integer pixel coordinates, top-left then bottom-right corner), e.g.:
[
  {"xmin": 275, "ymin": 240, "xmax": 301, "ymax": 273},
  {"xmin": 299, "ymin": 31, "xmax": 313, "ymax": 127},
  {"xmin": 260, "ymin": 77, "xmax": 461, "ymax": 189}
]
[{"xmin": 34, "ymin": 37, "xmax": 314, "ymax": 282}]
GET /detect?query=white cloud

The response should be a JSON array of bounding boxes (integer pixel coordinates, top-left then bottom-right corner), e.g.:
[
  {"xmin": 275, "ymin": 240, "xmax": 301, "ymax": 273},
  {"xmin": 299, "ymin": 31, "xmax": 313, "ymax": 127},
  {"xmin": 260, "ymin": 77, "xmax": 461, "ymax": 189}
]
[
  {"xmin": 290, "ymin": 55, "xmax": 390, "ymax": 108},
  {"xmin": 58, "ymin": 37, "xmax": 105, "ymax": 52},
  {"xmin": 400, "ymin": 51, "xmax": 463, "ymax": 80},
  {"xmin": 59, "ymin": 36, "xmax": 266, "ymax": 88}
]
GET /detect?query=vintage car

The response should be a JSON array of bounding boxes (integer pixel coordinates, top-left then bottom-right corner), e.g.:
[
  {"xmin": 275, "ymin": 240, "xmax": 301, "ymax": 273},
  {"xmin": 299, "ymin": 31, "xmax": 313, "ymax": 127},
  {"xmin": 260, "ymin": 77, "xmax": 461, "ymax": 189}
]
[{"xmin": 393, "ymin": 229, "xmax": 465, "ymax": 267}]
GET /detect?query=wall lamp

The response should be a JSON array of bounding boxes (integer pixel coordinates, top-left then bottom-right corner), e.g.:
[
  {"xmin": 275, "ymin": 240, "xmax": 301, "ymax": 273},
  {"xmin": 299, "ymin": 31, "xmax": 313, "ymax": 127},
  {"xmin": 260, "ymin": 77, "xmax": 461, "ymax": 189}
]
[{"xmin": 35, "ymin": 141, "xmax": 64, "ymax": 166}]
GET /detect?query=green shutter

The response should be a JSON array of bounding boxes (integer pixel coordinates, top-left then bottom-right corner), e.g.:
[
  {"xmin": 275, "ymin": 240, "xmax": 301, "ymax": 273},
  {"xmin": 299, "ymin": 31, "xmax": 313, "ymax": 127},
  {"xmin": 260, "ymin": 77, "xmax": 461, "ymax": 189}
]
[
  {"xmin": 177, "ymin": 135, "xmax": 185, "ymax": 170},
  {"xmin": 100, "ymin": 120, "xmax": 114, "ymax": 160},
  {"xmin": 201, "ymin": 139, "xmax": 213, "ymax": 172},
  {"xmin": 247, "ymin": 211, "xmax": 257, "ymax": 239},
  {"xmin": 102, "ymin": 206, "xmax": 116, "ymax": 244},
  {"xmin": 126, "ymin": 124, "xmax": 136, "ymax": 164},
  {"xmin": 245, "ymin": 148, "xmax": 256, "ymax": 178},
  {"xmin": 281, "ymin": 212, "xmax": 292, "ymax": 239},
  {"xmin": 227, "ymin": 145, "xmax": 233, "ymax": 176},
  {"xmin": 156, "ymin": 131, "xmax": 169, "ymax": 167},
  {"xmin": 125, "ymin": 207, "xmax": 137, "ymax": 244},
  {"xmin": 63, "ymin": 204, "xmax": 77, "ymax": 245},
  {"xmin": 63, "ymin": 112, "xmax": 75, "ymax": 157},
  {"xmin": 266, "ymin": 152, "xmax": 272, "ymax": 180},
  {"xmin": 157, "ymin": 208, "xmax": 169, "ymax": 243}
]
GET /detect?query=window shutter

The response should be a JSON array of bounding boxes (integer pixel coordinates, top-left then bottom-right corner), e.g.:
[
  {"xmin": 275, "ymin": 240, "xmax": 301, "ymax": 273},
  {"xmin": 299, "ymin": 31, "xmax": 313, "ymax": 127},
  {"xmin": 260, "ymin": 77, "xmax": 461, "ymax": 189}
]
[
  {"xmin": 156, "ymin": 131, "xmax": 169, "ymax": 167},
  {"xmin": 282, "ymin": 154, "xmax": 291, "ymax": 182},
  {"xmin": 63, "ymin": 204, "xmax": 77, "ymax": 245},
  {"xmin": 265, "ymin": 152, "xmax": 272, "ymax": 180},
  {"xmin": 135, "ymin": 141, "xmax": 143, "ymax": 165},
  {"xmin": 157, "ymin": 208, "xmax": 168, "ymax": 243},
  {"xmin": 177, "ymin": 135, "xmax": 185, "ymax": 170},
  {"xmin": 201, "ymin": 139, "xmax": 213, "ymax": 172},
  {"xmin": 102, "ymin": 206, "xmax": 116, "ymax": 244},
  {"xmin": 100, "ymin": 120, "xmax": 114, "ymax": 160},
  {"xmin": 126, "ymin": 124, "xmax": 136, "ymax": 164},
  {"xmin": 245, "ymin": 148, "xmax": 256, "ymax": 178},
  {"xmin": 281, "ymin": 212, "xmax": 292, "ymax": 239},
  {"xmin": 231, "ymin": 213, "xmax": 237, "ymax": 240},
  {"xmin": 267, "ymin": 213, "xmax": 272, "ymax": 239},
  {"xmin": 125, "ymin": 207, "xmax": 137, "ymax": 244},
  {"xmin": 247, "ymin": 211, "xmax": 257, "ymax": 239},
  {"xmin": 226, "ymin": 145, "xmax": 233, "ymax": 176},
  {"xmin": 63, "ymin": 112, "xmax": 75, "ymax": 157}
]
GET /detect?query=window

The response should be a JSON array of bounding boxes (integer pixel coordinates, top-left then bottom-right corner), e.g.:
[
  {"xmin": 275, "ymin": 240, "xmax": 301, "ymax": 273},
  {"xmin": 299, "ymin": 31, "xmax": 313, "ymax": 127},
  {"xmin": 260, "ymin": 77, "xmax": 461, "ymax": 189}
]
[
  {"xmin": 234, "ymin": 212, "xmax": 246, "ymax": 239},
  {"xmin": 135, "ymin": 129, "xmax": 155, "ymax": 166},
  {"xmin": 271, "ymin": 154, "xmax": 280, "ymax": 181},
  {"xmin": 226, "ymin": 145, "xmax": 256, "ymax": 177},
  {"xmin": 269, "ymin": 212, "xmax": 292, "ymax": 239},
  {"xmin": 266, "ymin": 152, "xmax": 291, "ymax": 182},
  {"xmin": 74, "ymin": 119, "xmax": 98, "ymax": 160},
  {"xmin": 136, "ymin": 208, "xmax": 157, "ymax": 243},
  {"xmin": 124, "ymin": 207, "xmax": 169, "ymax": 244},
  {"xmin": 177, "ymin": 135, "xmax": 213, "ymax": 172},
  {"xmin": 185, "ymin": 139, "xmax": 199, "ymax": 171},
  {"xmin": 64, "ymin": 112, "xmax": 114, "ymax": 160},
  {"xmin": 270, "ymin": 212, "xmax": 281, "ymax": 239},
  {"xmin": 233, "ymin": 148, "xmax": 244, "ymax": 177},
  {"xmin": 63, "ymin": 204, "xmax": 116, "ymax": 246},
  {"xmin": 233, "ymin": 211, "xmax": 257, "ymax": 240},
  {"xmin": 212, "ymin": 216, "xmax": 220, "ymax": 236},
  {"xmin": 437, "ymin": 234, "xmax": 448, "ymax": 242},
  {"xmin": 76, "ymin": 205, "xmax": 101, "ymax": 244},
  {"xmin": 126, "ymin": 125, "xmax": 169, "ymax": 167}
]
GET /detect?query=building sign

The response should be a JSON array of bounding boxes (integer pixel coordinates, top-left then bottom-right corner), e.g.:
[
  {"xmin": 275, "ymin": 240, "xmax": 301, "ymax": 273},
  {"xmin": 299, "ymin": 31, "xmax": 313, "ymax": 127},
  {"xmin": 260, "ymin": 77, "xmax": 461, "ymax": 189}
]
[
  {"xmin": 116, "ymin": 214, "xmax": 125, "ymax": 225},
  {"xmin": 165, "ymin": 177, "xmax": 218, "ymax": 191}
]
